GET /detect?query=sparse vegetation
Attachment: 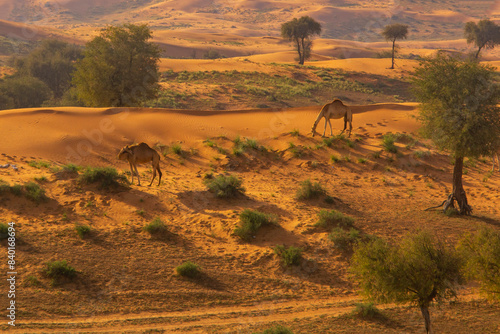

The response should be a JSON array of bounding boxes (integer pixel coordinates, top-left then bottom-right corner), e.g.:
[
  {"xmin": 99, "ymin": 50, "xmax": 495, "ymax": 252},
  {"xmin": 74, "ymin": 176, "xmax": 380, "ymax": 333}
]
[
  {"xmin": 176, "ymin": 261, "xmax": 200, "ymax": 278},
  {"xmin": 315, "ymin": 209, "xmax": 354, "ymax": 229},
  {"xmin": 329, "ymin": 227, "xmax": 362, "ymax": 250},
  {"xmin": 296, "ymin": 179, "xmax": 326, "ymax": 200},
  {"xmin": 235, "ymin": 209, "xmax": 278, "ymax": 241},
  {"xmin": 382, "ymin": 133, "xmax": 398, "ymax": 153},
  {"xmin": 24, "ymin": 181, "xmax": 47, "ymax": 203},
  {"xmin": 256, "ymin": 325, "xmax": 294, "ymax": 334},
  {"xmin": 354, "ymin": 302, "xmax": 382, "ymax": 319},
  {"xmin": 0, "ymin": 222, "xmax": 8, "ymax": 239},
  {"xmin": 274, "ymin": 245, "xmax": 302, "ymax": 266},
  {"xmin": 80, "ymin": 167, "xmax": 128, "ymax": 189},
  {"xmin": 75, "ymin": 224, "xmax": 91, "ymax": 239},
  {"xmin": 204, "ymin": 174, "xmax": 245, "ymax": 198},
  {"xmin": 143, "ymin": 217, "xmax": 167, "ymax": 235},
  {"xmin": 44, "ymin": 260, "xmax": 77, "ymax": 283}
]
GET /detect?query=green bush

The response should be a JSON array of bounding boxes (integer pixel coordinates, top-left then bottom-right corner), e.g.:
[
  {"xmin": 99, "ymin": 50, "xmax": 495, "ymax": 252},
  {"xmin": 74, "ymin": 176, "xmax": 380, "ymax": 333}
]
[
  {"xmin": 274, "ymin": 245, "xmax": 302, "ymax": 266},
  {"xmin": 235, "ymin": 209, "xmax": 278, "ymax": 241},
  {"xmin": 24, "ymin": 181, "xmax": 47, "ymax": 203},
  {"xmin": 44, "ymin": 260, "xmax": 77, "ymax": 282},
  {"xmin": 176, "ymin": 261, "xmax": 200, "ymax": 278},
  {"xmin": 143, "ymin": 217, "xmax": 167, "ymax": 235},
  {"xmin": 296, "ymin": 179, "xmax": 326, "ymax": 200},
  {"xmin": 382, "ymin": 134, "xmax": 398, "ymax": 153},
  {"xmin": 329, "ymin": 227, "xmax": 361, "ymax": 250},
  {"xmin": 204, "ymin": 174, "xmax": 245, "ymax": 198},
  {"xmin": 75, "ymin": 224, "xmax": 91, "ymax": 239},
  {"xmin": 80, "ymin": 167, "xmax": 128, "ymax": 189},
  {"xmin": 316, "ymin": 209, "xmax": 354, "ymax": 228}
]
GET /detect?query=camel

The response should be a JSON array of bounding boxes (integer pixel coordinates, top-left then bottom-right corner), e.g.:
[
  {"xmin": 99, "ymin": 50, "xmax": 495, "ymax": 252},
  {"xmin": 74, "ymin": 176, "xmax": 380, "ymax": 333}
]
[
  {"xmin": 117, "ymin": 142, "xmax": 162, "ymax": 186},
  {"xmin": 311, "ymin": 99, "xmax": 353, "ymax": 138}
]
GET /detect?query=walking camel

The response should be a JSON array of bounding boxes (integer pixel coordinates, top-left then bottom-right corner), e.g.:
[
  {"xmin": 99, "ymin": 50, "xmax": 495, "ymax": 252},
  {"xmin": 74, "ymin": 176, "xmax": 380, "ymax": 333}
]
[
  {"xmin": 311, "ymin": 99, "xmax": 353, "ymax": 137},
  {"xmin": 118, "ymin": 142, "xmax": 162, "ymax": 186}
]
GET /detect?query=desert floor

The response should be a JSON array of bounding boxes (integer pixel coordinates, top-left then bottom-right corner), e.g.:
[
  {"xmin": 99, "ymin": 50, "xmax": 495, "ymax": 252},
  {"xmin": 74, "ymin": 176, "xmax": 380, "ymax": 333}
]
[{"xmin": 1, "ymin": 99, "xmax": 499, "ymax": 333}]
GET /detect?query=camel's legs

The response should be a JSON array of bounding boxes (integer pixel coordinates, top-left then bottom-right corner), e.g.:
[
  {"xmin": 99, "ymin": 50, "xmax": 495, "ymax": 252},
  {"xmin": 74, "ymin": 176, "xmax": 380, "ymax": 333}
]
[
  {"xmin": 322, "ymin": 117, "xmax": 328, "ymax": 137},
  {"xmin": 133, "ymin": 163, "xmax": 141, "ymax": 186},
  {"xmin": 128, "ymin": 161, "xmax": 135, "ymax": 184},
  {"xmin": 149, "ymin": 162, "xmax": 156, "ymax": 186},
  {"xmin": 328, "ymin": 119, "xmax": 333, "ymax": 136}
]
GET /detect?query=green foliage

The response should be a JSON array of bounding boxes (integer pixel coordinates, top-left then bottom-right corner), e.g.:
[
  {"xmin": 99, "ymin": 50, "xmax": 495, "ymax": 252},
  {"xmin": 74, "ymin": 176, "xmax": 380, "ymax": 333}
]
[
  {"xmin": 235, "ymin": 209, "xmax": 278, "ymax": 241},
  {"xmin": 75, "ymin": 224, "xmax": 91, "ymax": 239},
  {"xmin": 73, "ymin": 24, "xmax": 160, "ymax": 107},
  {"xmin": 458, "ymin": 227, "xmax": 500, "ymax": 301},
  {"xmin": 382, "ymin": 133, "xmax": 398, "ymax": 153},
  {"xmin": 281, "ymin": 16, "xmax": 321, "ymax": 65},
  {"xmin": 351, "ymin": 231, "xmax": 464, "ymax": 332},
  {"xmin": 143, "ymin": 217, "xmax": 167, "ymax": 235},
  {"xmin": 63, "ymin": 163, "xmax": 80, "ymax": 173},
  {"xmin": 24, "ymin": 181, "xmax": 47, "ymax": 203},
  {"xmin": 412, "ymin": 54, "xmax": 500, "ymax": 159},
  {"xmin": 204, "ymin": 174, "xmax": 245, "ymax": 198},
  {"xmin": 171, "ymin": 144, "xmax": 183, "ymax": 156},
  {"xmin": 12, "ymin": 39, "xmax": 82, "ymax": 98},
  {"xmin": 329, "ymin": 227, "xmax": 361, "ymax": 250},
  {"xmin": 464, "ymin": 19, "xmax": 500, "ymax": 59},
  {"xmin": 0, "ymin": 75, "xmax": 52, "ymax": 109},
  {"xmin": 316, "ymin": 209, "xmax": 354, "ymax": 228},
  {"xmin": 274, "ymin": 245, "xmax": 302, "ymax": 266},
  {"xmin": 176, "ymin": 261, "xmax": 200, "ymax": 278},
  {"xmin": 296, "ymin": 179, "xmax": 326, "ymax": 200},
  {"xmin": 382, "ymin": 23, "xmax": 409, "ymax": 68},
  {"xmin": 44, "ymin": 260, "xmax": 77, "ymax": 281},
  {"xmin": 80, "ymin": 167, "xmax": 128, "ymax": 189}
]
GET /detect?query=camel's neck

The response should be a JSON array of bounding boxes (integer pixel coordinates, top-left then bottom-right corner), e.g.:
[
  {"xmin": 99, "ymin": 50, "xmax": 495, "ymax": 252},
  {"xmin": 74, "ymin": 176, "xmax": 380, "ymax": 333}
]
[{"xmin": 312, "ymin": 108, "xmax": 326, "ymax": 131}]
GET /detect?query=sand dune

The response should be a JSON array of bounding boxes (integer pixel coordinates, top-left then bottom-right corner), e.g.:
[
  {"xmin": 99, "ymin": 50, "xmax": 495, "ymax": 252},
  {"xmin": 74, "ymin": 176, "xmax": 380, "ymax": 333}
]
[{"xmin": 0, "ymin": 103, "xmax": 418, "ymax": 165}]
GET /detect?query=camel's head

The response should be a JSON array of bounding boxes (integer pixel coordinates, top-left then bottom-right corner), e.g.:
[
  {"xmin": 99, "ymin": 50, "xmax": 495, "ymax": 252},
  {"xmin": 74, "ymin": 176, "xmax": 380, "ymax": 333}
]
[
  {"xmin": 117, "ymin": 145, "xmax": 132, "ymax": 160},
  {"xmin": 311, "ymin": 125, "xmax": 318, "ymax": 137}
]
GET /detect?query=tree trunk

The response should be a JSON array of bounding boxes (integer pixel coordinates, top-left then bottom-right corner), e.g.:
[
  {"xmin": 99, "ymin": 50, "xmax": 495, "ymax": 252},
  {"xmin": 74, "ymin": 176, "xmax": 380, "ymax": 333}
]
[
  {"xmin": 391, "ymin": 39, "xmax": 395, "ymax": 69},
  {"xmin": 475, "ymin": 45, "xmax": 483, "ymax": 60},
  {"xmin": 445, "ymin": 156, "xmax": 472, "ymax": 215},
  {"xmin": 296, "ymin": 38, "xmax": 303, "ymax": 65},
  {"xmin": 420, "ymin": 306, "xmax": 433, "ymax": 334},
  {"xmin": 299, "ymin": 37, "xmax": 305, "ymax": 65}
]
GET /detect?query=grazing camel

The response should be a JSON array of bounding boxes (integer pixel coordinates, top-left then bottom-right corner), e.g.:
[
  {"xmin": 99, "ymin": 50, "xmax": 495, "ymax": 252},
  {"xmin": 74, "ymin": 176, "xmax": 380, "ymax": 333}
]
[
  {"xmin": 117, "ymin": 142, "xmax": 162, "ymax": 186},
  {"xmin": 311, "ymin": 99, "xmax": 353, "ymax": 137}
]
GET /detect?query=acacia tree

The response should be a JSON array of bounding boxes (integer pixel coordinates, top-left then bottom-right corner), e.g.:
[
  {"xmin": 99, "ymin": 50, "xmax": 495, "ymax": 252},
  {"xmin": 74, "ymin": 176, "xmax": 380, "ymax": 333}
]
[
  {"xmin": 351, "ymin": 231, "xmax": 464, "ymax": 334},
  {"xmin": 382, "ymin": 23, "xmax": 408, "ymax": 69},
  {"xmin": 281, "ymin": 16, "xmax": 321, "ymax": 65},
  {"xmin": 464, "ymin": 19, "xmax": 500, "ymax": 59},
  {"xmin": 412, "ymin": 54, "xmax": 500, "ymax": 215},
  {"xmin": 73, "ymin": 24, "xmax": 160, "ymax": 107}
]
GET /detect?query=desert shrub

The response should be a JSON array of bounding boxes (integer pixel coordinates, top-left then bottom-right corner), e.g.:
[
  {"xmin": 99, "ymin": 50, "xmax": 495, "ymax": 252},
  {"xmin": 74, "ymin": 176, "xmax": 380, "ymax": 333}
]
[
  {"xmin": 274, "ymin": 245, "xmax": 302, "ymax": 266},
  {"xmin": 24, "ymin": 181, "xmax": 47, "ymax": 203},
  {"xmin": 235, "ymin": 209, "xmax": 278, "ymax": 241},
  {"xmin": 290, "ymin": 129, "xmax": 300, "ymax": 137},
  {"xmin": 80, "ymin": 167, "xmax": 128, "ymax": 189},
  {"xmin": 176, "ymin": 261, "xmax": 200, "ymax": 278},
  {"xmin": 458, "ymin": 227, "xmax": 500, "ymax": 301},
  {"xmin": 354, "ymin": 302, "xmax": 382, "ymax": 319},
  {"xmin": 316, "ymin": 209, "xmax": 354, "ymax": 229},
  {"xmin": 44, "ymin": 260, "xmax": 77, "ymax": 282},
  {"xmin": 0, "ymin": 222, "xmax": 8, "ymax": 239},
  {"xmin": 171, "ymin": 143, "xmax": 183, "ymax": 156},
  {"xmin": 28, "ymin": 160, "xmax": 51, "ymax": 169},
  {"xmin": 204, "ymin": 174, "xmax": 245, "ymax": 198},
  {"xmin": 296, "ymin": 179, "xmax": 326, "ymax": 200},
  {"xmin": 143, "ymin": 217, "xmax": 167, "ymax": 235},
  {"xmin": 75, "ymin": 224, "xmax": 91, "ymax": 239},
  {"xmin": 382, "ymin": 133, "xmax": 398, "ymax": 153},
  {"xmin": 329, "ymin": 227, "xmax": 362, "ymax": 250},
  {"xmin": 63, "ymin": 163, "xmax": 80, "ymax": 173}
]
